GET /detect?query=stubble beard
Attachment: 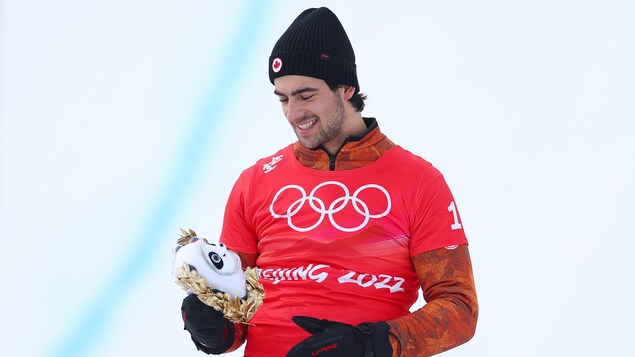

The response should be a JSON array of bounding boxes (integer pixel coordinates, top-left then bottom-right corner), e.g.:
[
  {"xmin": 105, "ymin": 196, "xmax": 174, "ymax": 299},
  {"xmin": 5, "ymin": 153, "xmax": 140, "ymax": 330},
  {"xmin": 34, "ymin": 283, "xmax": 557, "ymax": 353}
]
[{"xmin": 296, "ymin": 92, "xmax": 346, "ymax": 151}]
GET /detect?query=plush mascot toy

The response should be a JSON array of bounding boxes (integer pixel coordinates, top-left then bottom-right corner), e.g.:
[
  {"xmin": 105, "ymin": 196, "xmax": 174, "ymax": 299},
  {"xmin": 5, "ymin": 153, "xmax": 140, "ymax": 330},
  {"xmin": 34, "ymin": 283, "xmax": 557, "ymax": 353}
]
[{"xmin": 172, "ymin": 229, "xmax": 263, "ymax": 324}]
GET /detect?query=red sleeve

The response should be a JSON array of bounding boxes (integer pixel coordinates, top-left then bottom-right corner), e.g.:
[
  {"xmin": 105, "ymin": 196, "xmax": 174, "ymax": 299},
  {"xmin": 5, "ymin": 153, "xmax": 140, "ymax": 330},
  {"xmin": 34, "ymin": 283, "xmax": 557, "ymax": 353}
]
[
  {"xmin": 408, "ymin": 166, "xmax": 468, "ymax": 256},
  {"xmin": 218, "ymin": 170, "xmax": 260, "ymax": 352},
  {"xmin": 219, "ymin": 166, "xmax": 259, "ymax": 255}
]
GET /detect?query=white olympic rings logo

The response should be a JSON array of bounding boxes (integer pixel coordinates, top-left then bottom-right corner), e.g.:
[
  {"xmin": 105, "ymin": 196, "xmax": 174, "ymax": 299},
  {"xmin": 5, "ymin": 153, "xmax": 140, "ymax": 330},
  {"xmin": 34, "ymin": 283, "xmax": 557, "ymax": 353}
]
[{"xmin": 269, "ymin": 181, "xmax": 391, "ymax": 233}]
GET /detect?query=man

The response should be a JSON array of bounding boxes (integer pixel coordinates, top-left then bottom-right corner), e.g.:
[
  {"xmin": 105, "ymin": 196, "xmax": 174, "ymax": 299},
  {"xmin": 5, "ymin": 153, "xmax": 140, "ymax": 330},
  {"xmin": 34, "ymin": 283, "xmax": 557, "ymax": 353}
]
[{"xmin": 180, "ymin": 7, "xmax": 478, "ymax": 357}]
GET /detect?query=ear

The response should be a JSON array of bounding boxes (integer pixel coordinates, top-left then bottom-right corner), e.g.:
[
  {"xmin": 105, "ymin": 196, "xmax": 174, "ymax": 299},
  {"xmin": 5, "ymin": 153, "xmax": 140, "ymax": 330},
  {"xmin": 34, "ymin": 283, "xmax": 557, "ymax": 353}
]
[{"xmin": 340, "ymin": 85, "xmax": 356, "ymax": 101}]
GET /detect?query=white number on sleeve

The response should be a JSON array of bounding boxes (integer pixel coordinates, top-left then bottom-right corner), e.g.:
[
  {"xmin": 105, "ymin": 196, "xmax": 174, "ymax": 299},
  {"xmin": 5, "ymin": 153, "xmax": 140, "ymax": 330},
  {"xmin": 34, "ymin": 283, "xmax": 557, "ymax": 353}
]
[{"xmin": 448, "ymin": 201, "xmax": 463, "ymax": 230}]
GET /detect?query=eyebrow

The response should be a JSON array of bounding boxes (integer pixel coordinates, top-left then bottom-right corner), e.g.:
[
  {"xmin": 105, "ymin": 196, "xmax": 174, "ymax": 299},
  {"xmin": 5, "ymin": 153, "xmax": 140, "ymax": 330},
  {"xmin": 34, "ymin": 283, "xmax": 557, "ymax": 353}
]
[{"xmin": 273, "ymin": 87, "xmax": 319, "ymax": 97}]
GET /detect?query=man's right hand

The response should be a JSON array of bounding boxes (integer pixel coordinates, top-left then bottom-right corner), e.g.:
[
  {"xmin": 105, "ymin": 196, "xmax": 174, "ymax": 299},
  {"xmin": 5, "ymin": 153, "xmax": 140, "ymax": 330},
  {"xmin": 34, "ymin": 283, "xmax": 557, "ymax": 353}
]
[{"xmin": 181, "ymin": 294, "xmax": 235, "ymax": 354}]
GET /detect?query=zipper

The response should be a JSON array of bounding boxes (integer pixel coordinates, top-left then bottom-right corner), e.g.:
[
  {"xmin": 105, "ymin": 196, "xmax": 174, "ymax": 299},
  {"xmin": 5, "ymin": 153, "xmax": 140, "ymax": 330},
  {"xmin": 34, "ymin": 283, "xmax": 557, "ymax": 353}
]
[
  {"xmin": 323, "ymin": 117, "xmax": 376, "ymax": 170},
  {"xmin": 327, "ymin": 140, "xmax": 348, "ymax": 171}
]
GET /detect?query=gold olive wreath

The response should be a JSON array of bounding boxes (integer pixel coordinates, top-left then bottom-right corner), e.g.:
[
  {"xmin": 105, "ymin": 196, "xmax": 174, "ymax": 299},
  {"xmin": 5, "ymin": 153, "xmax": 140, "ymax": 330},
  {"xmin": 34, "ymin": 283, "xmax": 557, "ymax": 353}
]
[{"xmin": 174, "ymin": 229, "xmax": 264, "ymax": 324}]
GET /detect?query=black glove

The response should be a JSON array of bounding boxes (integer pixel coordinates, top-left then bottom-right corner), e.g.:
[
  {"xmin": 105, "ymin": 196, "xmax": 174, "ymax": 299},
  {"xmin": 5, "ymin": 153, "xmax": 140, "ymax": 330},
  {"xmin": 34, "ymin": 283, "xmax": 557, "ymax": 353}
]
[
  {"xmin": 181, "ymin": 294, "xmax": 234, "ymax": 354},
  {"xmin": 286, "ymin": 316, "xmax": 393, "ymax": 357}
]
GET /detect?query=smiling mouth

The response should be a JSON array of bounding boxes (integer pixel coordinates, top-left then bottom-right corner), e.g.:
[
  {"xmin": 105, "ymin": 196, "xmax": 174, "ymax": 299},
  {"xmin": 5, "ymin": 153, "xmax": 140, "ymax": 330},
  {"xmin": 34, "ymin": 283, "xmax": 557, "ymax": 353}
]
[{"xmin": 296, "ymin": 118, "xmax": 317, "ymax": 131}]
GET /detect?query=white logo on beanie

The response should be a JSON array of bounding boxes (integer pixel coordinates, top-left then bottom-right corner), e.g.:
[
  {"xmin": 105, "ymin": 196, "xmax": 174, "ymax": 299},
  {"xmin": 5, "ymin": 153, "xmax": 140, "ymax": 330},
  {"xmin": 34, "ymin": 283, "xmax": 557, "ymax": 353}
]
[{"xmin": 272, "ymin": 58, "xmax": 283, "ymax": 73}]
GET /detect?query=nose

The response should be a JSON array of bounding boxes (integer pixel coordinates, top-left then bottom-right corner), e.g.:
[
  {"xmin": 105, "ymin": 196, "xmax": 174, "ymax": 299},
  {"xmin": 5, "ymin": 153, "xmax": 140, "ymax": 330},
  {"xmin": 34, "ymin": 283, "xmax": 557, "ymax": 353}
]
[{"xmin": 284, "ymin": 98, "xmax": 304, "ymax": 122}]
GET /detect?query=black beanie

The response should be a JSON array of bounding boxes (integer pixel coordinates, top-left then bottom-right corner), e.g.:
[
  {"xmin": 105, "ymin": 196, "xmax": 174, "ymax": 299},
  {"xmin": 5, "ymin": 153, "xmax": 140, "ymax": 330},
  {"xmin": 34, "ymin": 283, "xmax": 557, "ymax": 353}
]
[{"xmin": 269, "ymin": 7, "xmax": 359, "ymax": 93}]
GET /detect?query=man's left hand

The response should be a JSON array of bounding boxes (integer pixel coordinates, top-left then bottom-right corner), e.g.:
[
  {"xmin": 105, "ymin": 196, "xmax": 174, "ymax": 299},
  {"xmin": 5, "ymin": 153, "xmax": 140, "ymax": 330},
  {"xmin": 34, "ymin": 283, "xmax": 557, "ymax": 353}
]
[{"xmin": 286, "ymin": 316, "xmax": 392, "ymax": 357}]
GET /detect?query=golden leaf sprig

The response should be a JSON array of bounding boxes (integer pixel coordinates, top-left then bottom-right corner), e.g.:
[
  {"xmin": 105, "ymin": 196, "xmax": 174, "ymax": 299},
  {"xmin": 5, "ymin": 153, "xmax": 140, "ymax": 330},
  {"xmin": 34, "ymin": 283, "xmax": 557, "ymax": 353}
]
[{"xmin": 177, "ymin": 228, "xmax": 198, "ymax": 245}]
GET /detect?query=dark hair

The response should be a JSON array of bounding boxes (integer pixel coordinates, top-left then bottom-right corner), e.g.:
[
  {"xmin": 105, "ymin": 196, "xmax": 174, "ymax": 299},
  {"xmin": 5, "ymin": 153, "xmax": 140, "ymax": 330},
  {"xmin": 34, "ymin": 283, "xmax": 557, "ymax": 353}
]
[{"xmin": 325, "ymin": 81, "xmax": 367, "ymax": 112}]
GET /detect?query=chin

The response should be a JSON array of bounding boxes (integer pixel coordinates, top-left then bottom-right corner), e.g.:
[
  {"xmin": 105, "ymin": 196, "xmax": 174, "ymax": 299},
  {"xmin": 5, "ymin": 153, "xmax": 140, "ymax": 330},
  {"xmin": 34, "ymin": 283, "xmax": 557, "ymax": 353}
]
[{"xmin": 299, "ymin": 139, "xmax": 320, "ymax": 150}]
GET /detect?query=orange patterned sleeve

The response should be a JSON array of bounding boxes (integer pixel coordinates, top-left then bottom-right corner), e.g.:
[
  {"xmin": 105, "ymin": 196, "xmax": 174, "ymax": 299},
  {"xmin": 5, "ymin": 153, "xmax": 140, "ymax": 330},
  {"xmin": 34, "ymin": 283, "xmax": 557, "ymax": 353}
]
[{"xmin": 387, "ymin": 245, "xmax": 478, "ymax": 356}]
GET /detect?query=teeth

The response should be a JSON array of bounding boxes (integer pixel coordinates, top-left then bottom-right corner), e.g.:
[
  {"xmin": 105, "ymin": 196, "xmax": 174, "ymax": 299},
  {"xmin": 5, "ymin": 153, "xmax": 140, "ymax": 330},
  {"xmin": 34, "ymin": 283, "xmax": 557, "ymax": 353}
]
[{"xmin": 298, "ymin": 119, "xmax": 316, "ymax": 130}]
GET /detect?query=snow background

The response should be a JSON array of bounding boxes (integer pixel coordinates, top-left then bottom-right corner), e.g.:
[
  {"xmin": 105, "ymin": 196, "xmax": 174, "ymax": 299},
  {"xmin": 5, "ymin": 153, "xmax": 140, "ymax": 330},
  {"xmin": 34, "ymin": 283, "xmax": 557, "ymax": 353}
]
[{"xmin": 1, "ymin": 0, "xmax": 634, "ymax": 356}]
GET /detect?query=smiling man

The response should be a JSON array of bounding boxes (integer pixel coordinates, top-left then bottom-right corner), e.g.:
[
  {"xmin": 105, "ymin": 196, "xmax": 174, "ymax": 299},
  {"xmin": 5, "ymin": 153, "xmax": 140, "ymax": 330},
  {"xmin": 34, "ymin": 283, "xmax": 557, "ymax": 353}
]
[{"xmin": 179, "ymin": 7, "xmax": 478, "ymax": 357}]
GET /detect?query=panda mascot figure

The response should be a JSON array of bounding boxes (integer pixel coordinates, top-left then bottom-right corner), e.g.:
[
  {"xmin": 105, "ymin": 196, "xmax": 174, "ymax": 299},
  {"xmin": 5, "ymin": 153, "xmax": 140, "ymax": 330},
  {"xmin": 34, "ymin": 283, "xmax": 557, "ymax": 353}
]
[{"xmin": 172, "ymin": 229, "xmax": 263, "ymax": 324}]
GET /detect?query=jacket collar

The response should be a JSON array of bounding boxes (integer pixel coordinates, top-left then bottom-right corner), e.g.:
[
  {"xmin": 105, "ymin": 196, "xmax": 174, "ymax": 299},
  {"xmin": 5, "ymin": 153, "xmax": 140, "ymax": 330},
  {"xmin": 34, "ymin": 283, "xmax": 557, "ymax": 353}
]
[{"xmin": 293, "ymin": 118, "xmax": 395, "ymax": 170}]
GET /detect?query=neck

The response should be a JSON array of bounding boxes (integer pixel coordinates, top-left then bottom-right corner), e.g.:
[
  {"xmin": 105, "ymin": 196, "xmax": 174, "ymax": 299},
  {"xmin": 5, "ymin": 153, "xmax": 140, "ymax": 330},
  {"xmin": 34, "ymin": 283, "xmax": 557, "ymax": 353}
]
[{"xmin": 322, "ymin": 112, "xmax": 366, "ymax": 155}]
